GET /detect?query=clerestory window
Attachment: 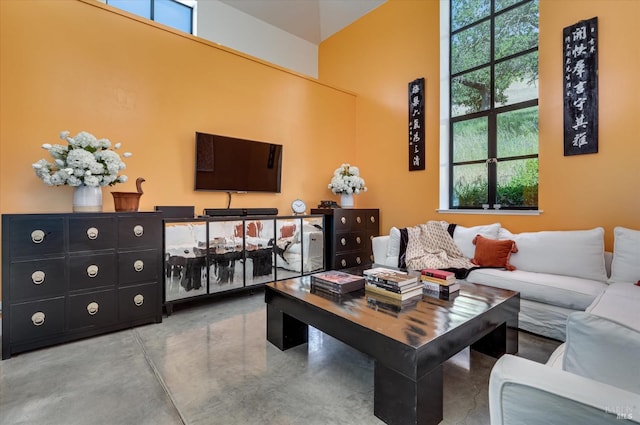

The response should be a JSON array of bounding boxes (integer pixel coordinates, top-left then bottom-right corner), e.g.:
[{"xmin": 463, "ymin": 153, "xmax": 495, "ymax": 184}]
[
  {"xmin": 448, "ymin": 0, "xmax": 539, "ymax": 210},
  {"xmin": 106, "ymin": 0, "xmax": 195, "ymax": 35}
]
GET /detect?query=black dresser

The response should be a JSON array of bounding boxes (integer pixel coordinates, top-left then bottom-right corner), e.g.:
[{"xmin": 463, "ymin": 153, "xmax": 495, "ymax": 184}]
[
  {"xmin": 1, "ymin": 212, "xmax": 163, "ymax": 359},
  {"xmin": 311, "ymin": 208, "xmax": 379, "ymax": 270}
]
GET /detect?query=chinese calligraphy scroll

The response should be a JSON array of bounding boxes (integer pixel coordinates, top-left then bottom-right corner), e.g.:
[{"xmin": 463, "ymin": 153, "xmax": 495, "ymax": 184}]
[
  {"xmin": 563, "ymin": 17, "xmax": 598, "ymax": 156},
  {"xmin": 408, "ymin": 78, "xmax": 425, "ymax": 170}
]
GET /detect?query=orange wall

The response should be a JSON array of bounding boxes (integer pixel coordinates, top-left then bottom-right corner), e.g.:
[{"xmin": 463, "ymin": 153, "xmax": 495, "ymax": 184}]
[
  {"xmin": 319, "ymin": 0, "xmax": 640, "ymax": 250},
  {"xmin": 0, "ymin": 0, "xmax": 357, "ymax": 216}
]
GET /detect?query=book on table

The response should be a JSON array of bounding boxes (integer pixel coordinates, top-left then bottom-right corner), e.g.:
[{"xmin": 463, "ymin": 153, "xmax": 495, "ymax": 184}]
[
  {"xmin": 420, "ymin": 275, "xmax": 459, "ymax": 286},
  {"xmin": 363, "ymin": 267, "xmax": 419, "ymax": 288},
  {"xmin": 422, "ymin": 279, "xmax": 461, "ymax": 295},
  {"xmin": 421, "ymin": 268, "xmax": 456, "ymax": 282},
  {"xmin": 364, "ymin": 282, "xmax": 423, "ymax": 301},
  {"xmin": 310, "ymin": 270, "xmax": 365, "ymax": 294}
]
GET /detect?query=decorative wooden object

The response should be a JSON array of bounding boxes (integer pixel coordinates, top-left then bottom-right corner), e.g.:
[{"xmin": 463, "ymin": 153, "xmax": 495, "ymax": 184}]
[{"xmin": 112, "ymin": 177, "xmax": 145, "ymax": 212}]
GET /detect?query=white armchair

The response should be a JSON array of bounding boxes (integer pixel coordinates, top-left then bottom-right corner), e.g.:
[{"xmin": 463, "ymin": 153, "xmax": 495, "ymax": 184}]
[{"xmin": 489, "ymin": 310, "xmax": 640, "ymax": 424}]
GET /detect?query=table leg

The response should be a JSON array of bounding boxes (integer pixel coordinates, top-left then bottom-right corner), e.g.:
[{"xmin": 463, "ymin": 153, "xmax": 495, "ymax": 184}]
[
  {"xmin": 266, "ymin": 304, "xmax": 308, "ymax": 351},
  {"xmin": 374, "ymin": 362, "xmax": 443, "ymax": 425}
]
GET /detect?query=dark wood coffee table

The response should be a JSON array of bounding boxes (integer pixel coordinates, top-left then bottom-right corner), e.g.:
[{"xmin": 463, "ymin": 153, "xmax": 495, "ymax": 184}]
[{"xmin": 265, "ymin": 276, "xmax": 519, "ymax": 425}]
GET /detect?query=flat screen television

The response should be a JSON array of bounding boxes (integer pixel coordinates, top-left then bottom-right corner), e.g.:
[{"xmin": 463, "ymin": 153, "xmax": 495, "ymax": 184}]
[{"xmin": 194, "ymin": 132, "xmax": 283, "ymax": 193}]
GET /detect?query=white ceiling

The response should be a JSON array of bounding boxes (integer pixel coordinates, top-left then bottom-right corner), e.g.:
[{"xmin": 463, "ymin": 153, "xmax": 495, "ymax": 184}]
[{"xmin": 218, "ymin": 0, "xmax": 386, "ymax": 45}]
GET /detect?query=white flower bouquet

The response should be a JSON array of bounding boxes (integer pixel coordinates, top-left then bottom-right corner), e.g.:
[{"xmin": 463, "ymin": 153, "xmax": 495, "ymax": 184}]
[
  {"xmin": 328, "ymin": 163, "xmax": 367, "ymax": 195},
  {"xmin": 32, "ymin": 131, "xmax": 131, "ymax": 187}
]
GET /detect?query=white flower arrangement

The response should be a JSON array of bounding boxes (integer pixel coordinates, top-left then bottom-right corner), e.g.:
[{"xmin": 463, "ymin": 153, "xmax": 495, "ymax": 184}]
[
  {"xmin": 328, "ymin": 163, "xmax": 367, "ymax": 195},
  {"xmin": 32, "ymin": 131, "xmax": 131, "ymax": 187}
]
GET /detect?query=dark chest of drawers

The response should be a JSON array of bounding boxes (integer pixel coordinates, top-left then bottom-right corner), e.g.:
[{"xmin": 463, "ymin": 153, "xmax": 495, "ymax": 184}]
[
  {"xmin": 2, "ymin": 212, "xmax": 163, "ymax": 359},
  {"xmin": 311, "ymin": 208, "xmax": 379, "ymax": 270}
]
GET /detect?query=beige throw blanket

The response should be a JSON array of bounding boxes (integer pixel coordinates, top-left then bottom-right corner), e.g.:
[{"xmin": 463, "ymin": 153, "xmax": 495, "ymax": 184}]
[{"xmin": 405, "ymin": 221, "xmax": 475, "ymax": 270}]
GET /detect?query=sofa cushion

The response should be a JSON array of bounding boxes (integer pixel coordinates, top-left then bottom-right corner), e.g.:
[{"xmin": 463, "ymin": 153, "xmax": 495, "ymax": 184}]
[
  {"xmin": 586, "ymin": 283, "xmax": 640, "ymax": 332},
  {"xmin": 453, "ymin": 222, "xmax": 501, "ymax": 259},
  {"xmin": 499, "ymin": 228, "xmax": 607, "ymax": 282},
  {"xmin": 563, "ymin": 312, "xmax": 640, "ymax": 394},
  {"xmin": 386, "ymin": 226, "xmax": 401, "ymax": 259},
  {"xmin": 609, "ymin": 226, "xmax": 640, "ymax": 284},
  {"xmin": 466, "ymin": 268, "xmax": 607, "ymax": 310},
  {"xmin": 471, "ymin": 234, "xmax": 518, "ymax": 270}
]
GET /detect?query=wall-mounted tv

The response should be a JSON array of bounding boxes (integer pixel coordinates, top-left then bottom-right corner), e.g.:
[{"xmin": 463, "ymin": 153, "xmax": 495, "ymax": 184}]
[{"xmin": 194, "ymin": 132, "xmax": 283, "ymax": 193}]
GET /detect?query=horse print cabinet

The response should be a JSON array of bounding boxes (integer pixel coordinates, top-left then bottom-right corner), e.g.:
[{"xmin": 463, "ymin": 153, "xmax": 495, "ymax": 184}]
[{"xmin": 1, "ymin": 212, "xmax": 163, "ymax": 359}]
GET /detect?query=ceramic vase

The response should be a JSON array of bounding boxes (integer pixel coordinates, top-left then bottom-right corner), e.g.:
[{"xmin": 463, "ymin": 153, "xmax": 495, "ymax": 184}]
[
  {"xmin": 340, "ymin": 193, "xmax": 354, "ymax": 208},
  {"xmin": 73, "ymin": 185, "xmax": 103, "ymax": 212}
]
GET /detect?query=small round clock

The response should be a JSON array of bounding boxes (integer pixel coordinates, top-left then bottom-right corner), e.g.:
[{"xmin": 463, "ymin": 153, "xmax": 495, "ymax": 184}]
[{"xmin": 291, "ymin": 199, "xmax": 306, "ymax": 215}]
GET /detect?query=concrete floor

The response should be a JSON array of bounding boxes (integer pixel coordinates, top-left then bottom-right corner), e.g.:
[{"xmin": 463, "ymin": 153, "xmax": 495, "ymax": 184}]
[{"xmin": 0, "ymin": 290, "xmax": 561, "ymax": 425}]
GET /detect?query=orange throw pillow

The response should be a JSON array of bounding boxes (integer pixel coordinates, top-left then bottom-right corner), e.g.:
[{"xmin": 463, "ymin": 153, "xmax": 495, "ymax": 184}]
[
  {"xmin": 471, "ymin": 234, "xmax": 518, "ymax": 271},
  {"xmin": 280, "ymin": 224, "xmax": 296, "ymax": 238}
]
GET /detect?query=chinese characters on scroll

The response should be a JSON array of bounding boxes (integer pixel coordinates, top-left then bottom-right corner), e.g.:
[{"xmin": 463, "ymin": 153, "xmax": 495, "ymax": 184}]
[
  {"xmin": 408, "ymin": 78, "xmax": 425, "ymax": 170},
  {"xmin": 563, "ymin": 17, "xmax": 598, "ymax": 156}
]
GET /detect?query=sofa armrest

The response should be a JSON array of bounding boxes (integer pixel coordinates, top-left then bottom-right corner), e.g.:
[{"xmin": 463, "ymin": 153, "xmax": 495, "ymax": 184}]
[
  {"xmin": 372, "ymin": 235, "xmax": 394, "ymax": 266},
  {"xmin": 490, "ymin": 355, "xmax": 640, "ymax": 425}
]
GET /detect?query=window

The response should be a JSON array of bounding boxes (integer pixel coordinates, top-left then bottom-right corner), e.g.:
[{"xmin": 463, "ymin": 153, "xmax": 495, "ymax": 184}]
[
  {"xmin": 448, "ymin": 0, "xmax": 538, "ymax": 210},
  {"xmin": 107, "ymin": 0, "xmax": 195, "ymax": 35}
]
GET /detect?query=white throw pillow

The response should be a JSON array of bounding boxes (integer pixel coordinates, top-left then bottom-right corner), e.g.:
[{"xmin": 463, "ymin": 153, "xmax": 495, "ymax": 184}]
[
  {"xmin": 503, "ymin": 228, "xmax": 607, "ymax": 282},
  {"xmin": 386, "ymin": 226, "xmax": 401, "ymax": 259},
  {"xmin": 453, "ymin": 223, "xmax": 501, "ymax": 259},
  {"xmin": 609, "ymin": 227, "xmax": 640, "ymax": 284}
]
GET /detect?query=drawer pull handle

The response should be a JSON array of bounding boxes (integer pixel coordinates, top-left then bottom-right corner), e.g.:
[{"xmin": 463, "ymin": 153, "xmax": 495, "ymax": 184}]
[
  {"xmin": 341, "ymin": 259, "xmax": 347, "ymax": 267},
  {"xmin": 356, "ymin": 236, "xmax": 361, "ymax": 244},
  {"xmin": 31, "ymin": 270, "xmax": 45, "ymax": 284},
  {"xmin": 340, "ymin": 217, "xmax": 346, "ymax": 224},
  {"xmin": 341, "ymin": 238, "xmax": 346, "ymax": 246},
  {"xmin": 356, "ymin": 256, "xmax": 362, "ymax": 264},
  {"xmin": 134, "ymin": 294, "xmax": 144, "ymax": 306},
  {"xmin": 370, "ymin": 216, "xmax": 376, "ymax": 223},
  {"xmin": 86, "ymin": 264, "xmax": 99, "ymax": 278},
  {"xmin": 31, "ymin": 230, "xmax": 45, "ymax": 244},
  {"xmin": 87, "ymin": 302, "xmax": 99, "ymax": 315},
  {"xmin": 31, "ymin": 312, "xmax": 46, "ymax": 326},
  {"xmin": 356, "ymin": 216, "xmax": 362, "ymax": 224},
  {"xmin": 133, "ymin": 225, "xmax": 144, "ymax": 237},
  {"xmin": 134, "ymin": 260, "xmax": 144, "ymax": 272},
  {"xmin": 86, "ymin": 227, "xmax": 99, "ymax": 240}
]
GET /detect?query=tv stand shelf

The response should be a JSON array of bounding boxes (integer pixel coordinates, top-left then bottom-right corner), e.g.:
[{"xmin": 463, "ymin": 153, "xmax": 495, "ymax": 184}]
[{"xmin": 163, "ymin": 214, "xmax": 325, "ymax": 313}]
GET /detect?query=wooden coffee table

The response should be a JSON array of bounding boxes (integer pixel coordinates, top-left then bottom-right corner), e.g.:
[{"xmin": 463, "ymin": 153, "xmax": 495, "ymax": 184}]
[{"xmin": 265, "ymin": 276, "xmax": 519, "ymax": 425}]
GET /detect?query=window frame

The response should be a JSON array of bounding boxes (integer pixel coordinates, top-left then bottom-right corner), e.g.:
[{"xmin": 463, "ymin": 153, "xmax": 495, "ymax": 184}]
[
  {"xmin": 106, "ymin": 0, "xmax": 196, "ymax": 35},
  {"xmin": 447, "ymin": 0, "xmax": 539, "ymax": 211}
]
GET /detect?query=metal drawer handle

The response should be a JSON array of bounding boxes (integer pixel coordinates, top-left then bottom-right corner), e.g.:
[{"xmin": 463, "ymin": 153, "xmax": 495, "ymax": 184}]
[
  {"xmin": 134, "ymin": 260, "xmax": 144, "ymax": 272},
  {"xmin": 133, "ymin": 225, "xmax": 144, "ymax": 237},
  {"xmin": 31, "ymin": 311, "xmax": 45, "ymax": 326},
  {"xmin": 341, "ymin": 238, "xmax": 346, "ymax": 246},
  {"xmin": 86, "ymin": 227, "xmax": 99, "ymax": 240},
  {"xmin": 341, "ymin": 259, "xmax": 347, "ymax": 267},
  {"xmin": 31, "ymin": 270, "xmax": 45, "ymax": 284},
  {"xmin": 31, "ymin": 230, "xmax": 45, "ymax": 244},
  {"xmin": 86, "ymin": 264, "xmax": 99, "ymax": 278},
  {"xmin": 340, "ymin": 217, "xmax": 346, "ymax": 224},
  {"xmin": 356, "ymin": 256, "xmax": 361, "ymax": 264},
  {"xmin": 356, "ymin": 216, "xmax": 362, "ymax": 224},
  {"xmin": 87, "ymin": 302, "xmax": 99, "ymax": 315},
  {"xmin": 370, "ymin": 216, "xmax": 376, "ymax": 223},
  {"xmin": 356, "ymin": 236, "xmax": 361, "ymax": 244},
  {"xmin": 134, "ymin": 294, "xmax": 144, "ymax": 306}
]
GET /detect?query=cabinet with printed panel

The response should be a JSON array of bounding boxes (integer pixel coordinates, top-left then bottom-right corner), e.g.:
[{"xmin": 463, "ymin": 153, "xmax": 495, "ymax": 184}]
[
  {"xmin": 1, "ymin": 212, "xmax": 163, "ymax": 359},
  {"xmin": 311, "ymin": 208, "xmax": 379, "ymax": 270}
]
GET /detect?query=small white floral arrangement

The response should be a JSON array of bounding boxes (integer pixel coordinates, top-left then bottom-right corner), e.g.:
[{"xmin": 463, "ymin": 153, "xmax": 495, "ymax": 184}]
[
  {"xmin": 328, "ymin": 163, "xmax": 367, "ymax": 195},
  {"xmin": 32, "ymin": 131, "xmax": 132, "ymax": 187}
]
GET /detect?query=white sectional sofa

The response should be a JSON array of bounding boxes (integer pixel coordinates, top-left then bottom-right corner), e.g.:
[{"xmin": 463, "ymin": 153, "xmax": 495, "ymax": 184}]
[{"xmin": 373, "ymin": 222, "xmax": 625, "ymax": 341}]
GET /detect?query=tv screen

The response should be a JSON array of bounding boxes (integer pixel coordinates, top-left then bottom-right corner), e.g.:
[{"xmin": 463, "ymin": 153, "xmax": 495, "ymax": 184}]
[{"xmin": 194, "ymin": 132, "xmax": 283, "ymax": 193}]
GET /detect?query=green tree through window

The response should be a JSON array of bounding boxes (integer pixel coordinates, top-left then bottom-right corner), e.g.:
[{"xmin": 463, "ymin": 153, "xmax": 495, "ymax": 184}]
[{"xmin": 450, "ymin": 0, "xmax": 539, "ymax": 209}]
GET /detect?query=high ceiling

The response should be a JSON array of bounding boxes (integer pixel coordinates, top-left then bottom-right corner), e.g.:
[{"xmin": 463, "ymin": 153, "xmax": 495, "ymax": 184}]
[{"xmin": 218, "ymin": 0, "xmax": 386, "ymax": 45}]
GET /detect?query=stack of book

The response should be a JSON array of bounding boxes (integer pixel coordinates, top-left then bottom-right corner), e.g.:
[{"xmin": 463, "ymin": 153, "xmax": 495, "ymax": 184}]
[
  {"xmin": 420, "ymin": 268, "xmax": 460, "ymax": 296},
  {"xmin": 363, "ymin": 267, "xmax": 423, "ymax": 301},
  {"xmin": 310, "ymin": 270, "xmax": 365, "ymax": 295}
]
